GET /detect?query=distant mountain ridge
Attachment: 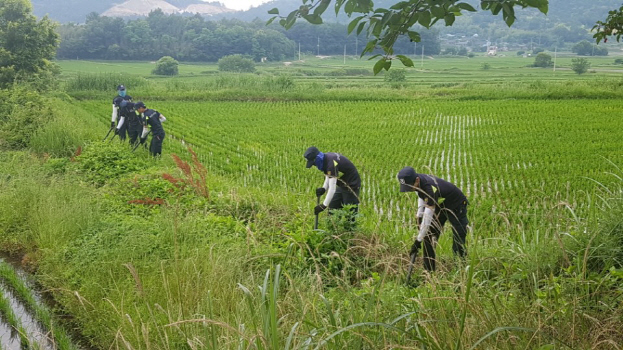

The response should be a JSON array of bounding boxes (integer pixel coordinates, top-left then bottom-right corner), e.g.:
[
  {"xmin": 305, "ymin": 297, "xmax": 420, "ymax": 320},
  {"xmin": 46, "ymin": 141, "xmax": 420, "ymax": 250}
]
[
  {"xmin": 31, "ymin": 0, "xmax": 239, "ymax": 23},
  {"xmin": 32, "ymin": 0, "xmax": 621, "ymax": 29},
  {"xmin": 101, "ymin": 0, "xmax": 235, "ymax": 18}
]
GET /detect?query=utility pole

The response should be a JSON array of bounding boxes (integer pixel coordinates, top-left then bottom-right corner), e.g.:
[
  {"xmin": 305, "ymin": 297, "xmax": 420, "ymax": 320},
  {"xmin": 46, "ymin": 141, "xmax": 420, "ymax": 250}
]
[
  {"xmin": 298, "ymin": 42, "xmax": 301, "ymax": 61},
  {"xmin": 421, "ymin": 45, "xmax": 424, "ymax": 69},
  {"xmin": 414, "ymin": 42, "xmax": 417, "ymax": 56},
  {"xmin": 344, "ymin": 45, "xmax": 346, "ymax": 64},
  {"xmin": 355, "ymin": 37, "xmax": 358, "ymax": 57},
  {"xmin": 317, "ymin": 36, "xmax": 320, "ymax": 56},
  {"xmin": 553, "ymin": 46, "xmax": 557, "ymax": 73}
]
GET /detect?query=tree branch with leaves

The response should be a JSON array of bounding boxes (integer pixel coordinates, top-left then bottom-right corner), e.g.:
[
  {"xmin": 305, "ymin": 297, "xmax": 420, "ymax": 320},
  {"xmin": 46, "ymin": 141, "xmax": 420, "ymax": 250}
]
[
  {"xmin": 268, "ymin": 0, "xmax": 549, "ymax": 74},
  {"xmin": 593, "ymin": 5, "xmax": 623, "ymax": 44}
]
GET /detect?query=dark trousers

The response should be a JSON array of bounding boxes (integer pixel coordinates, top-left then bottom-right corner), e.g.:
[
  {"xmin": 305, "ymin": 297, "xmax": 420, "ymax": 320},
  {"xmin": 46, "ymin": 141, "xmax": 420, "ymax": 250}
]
[
  {"xmin": 117, "ymin": 120, "xmax": 128, "ymax": 141},
  {"xmin": 328, "ymin": 187, "xmax": 360, "ymax": 214},
  {"xmin": 127, "ymin": 125, "xmax": 142, "ymax": 145},
  {"xmin": 422, "ymin": 202, "xmax": 469, "ymax": 271},
  {"xmin": 150, "ymin": 133, "xmax": 165, "ymax": 156}
]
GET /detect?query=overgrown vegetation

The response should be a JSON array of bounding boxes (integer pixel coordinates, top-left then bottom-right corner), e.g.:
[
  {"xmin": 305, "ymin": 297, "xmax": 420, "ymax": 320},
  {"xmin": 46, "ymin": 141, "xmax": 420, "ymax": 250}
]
[{"xmin": 1, "ymin": 75, "xmax": 623, "ymax": 348}]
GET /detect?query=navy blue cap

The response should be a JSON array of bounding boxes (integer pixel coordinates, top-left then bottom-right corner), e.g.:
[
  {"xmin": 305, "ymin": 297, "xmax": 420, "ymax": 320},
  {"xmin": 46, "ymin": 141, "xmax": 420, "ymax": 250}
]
[
  {"xmin": 397, "ymin": 166, "xmax": 418, "ymax": 192},
  {"xmin": 134, "ymin": 101, "xmax": 146, "ymax": 109},
  {"xmin": 117, "ymin": 84, "xmax": 126, "ymax": 91},
  {"xmin": 304, "ymin": 146, "xmax": 319, "ymax": 168}
]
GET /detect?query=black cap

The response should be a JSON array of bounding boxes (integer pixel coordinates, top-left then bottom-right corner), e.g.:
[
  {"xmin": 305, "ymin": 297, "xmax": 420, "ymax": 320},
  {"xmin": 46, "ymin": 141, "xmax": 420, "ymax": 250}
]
[
  {"xmin": 134, "ymin": 101, "xmax": 146, "ymax": 109},
  {"xmin": 397, "ymin": 166, "xmax": 418, "ymax": 192},
  {"xmin": 303, "ymin": 146, "xmax": 319, "ymax": 168},
  {"xmin": 117, "ymin": 84, "xmax": 126, "ymax": 91}
]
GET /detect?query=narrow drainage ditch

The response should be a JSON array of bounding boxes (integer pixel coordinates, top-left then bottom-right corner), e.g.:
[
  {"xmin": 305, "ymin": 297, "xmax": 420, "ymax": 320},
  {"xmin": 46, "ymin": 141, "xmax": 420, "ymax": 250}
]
[{"xmin": 0, "ymin": 255, "xmax": 86, "ymax": 350}]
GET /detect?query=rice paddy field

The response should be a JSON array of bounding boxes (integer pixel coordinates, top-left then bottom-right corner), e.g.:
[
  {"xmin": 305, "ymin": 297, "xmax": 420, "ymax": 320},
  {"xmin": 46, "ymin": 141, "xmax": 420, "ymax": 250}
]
[
  {"xmin": 70, "ymin": 53, "xmax": 623, "ymax": 244},
  {"xmin": 2, "ymin": 54, "xmax": 622, "ymax": 349}
]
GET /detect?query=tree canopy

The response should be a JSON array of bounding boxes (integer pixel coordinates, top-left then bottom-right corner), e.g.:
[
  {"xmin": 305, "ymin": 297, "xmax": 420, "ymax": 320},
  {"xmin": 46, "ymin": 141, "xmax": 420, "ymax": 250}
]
[
  {"xmin": 270, "ymin": 0, "xmax": 549, "ymax": 74},
  {"xmin": 0, "ymin": 0, "xmax": 59, "ymax": 88}
]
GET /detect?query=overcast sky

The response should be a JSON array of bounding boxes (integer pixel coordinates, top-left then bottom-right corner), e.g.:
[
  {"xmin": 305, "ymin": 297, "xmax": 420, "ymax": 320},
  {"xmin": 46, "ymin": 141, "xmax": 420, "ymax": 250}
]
[{"xmin": 218, "ymin": 0, "xmax": 272, "ymax": 11}]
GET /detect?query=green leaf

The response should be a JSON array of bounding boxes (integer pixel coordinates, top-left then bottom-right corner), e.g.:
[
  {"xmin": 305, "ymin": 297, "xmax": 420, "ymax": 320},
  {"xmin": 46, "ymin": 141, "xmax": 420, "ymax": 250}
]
[
  {"xmin": 367, "ymin": 54, "xmax": 381, "ymax": 60},
  {"xmin": 430, "ymin": 6, "xmax": 445, "ymax": 19},
  {"xmin": 418, "ymin": 10, "xmax": 431, "ymax": 28},
  {"xmin": 380, "ymin": 11, "xmax": 392, "ymax": 27},
  {"xmin": 361, "ymin": 39, "xmax": 377, "ymax": 56},
  {"xmin": 267, "ymin": 8, "xmax": 279, "ymax": 15},
  {"xmin": 285, "ymin": 10, "xmax": 298, "ymax": 29},
  {"xmin": 370, "ymin": 18, "xmax": 383, "ymax": 38},
  {"xmin": 389, "ymin": 1, "xmax": 410, "ymax": 10},
  {"xmin": 525, "ymin": 0, "xmax": 549, "ymax": 14},
  {"xmin": 347, "ymin": 16, "xmax": 364, "ymax": 34},
  {"xmin": 457, "ymin": 2, "xmax": 476, "ymax": 12},
  {"xmin": 396, "ymin": 55, "xmax": 414, "ymax": 67},
  {"xmin": 407, "ymin": 30, "xmax": 421, "ymax": 42},
  {"xmin": 502, "ymin": 4, "xmax": 515, "ymax": 27},
  {"xmin": 490, "ymin": 3, "xmax": 502, "ymax": 15},
  {"xmin": 303, "ymin": 14, "xmax": 323, "ymax": 25},
  {"xmin": 356, "ymin": 21, "xmax": 366, "ymax": 35},
  {"xmin": 444, "ymin": 13, "xmax": 456, "ymax": 26},
  {"xmin": 314, "ymin": 0, "xmax": 330, "ymax": 16},
  {"xmin": 266, "ymin": 16, "xmax": 277, "ymax": 26},
  {"xmin": 373, "ymin": 58, "xmax": 386, "ymax": 75},
  {"xmin": 344, "ymin": 0, "xmax": 355, "ymax": 15},
  {"xmin": 384, "ymin": 59, "xmax": 392, "ymax": 71}
]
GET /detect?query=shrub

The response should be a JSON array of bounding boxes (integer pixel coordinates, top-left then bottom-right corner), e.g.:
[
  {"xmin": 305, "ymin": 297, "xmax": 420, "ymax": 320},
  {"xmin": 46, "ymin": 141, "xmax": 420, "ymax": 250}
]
[
  {"xmin": 481, "ymin": 63, "xmax": 491, "ymax": 70},
  {"xmin": 0, "ymin": 87, "xmax": 52, "ymax": 150},
  {"xmin": 152, "ymin": 56, "xmax": 179, "ymax": 76},
  {"xmin": 74, "ymin": 142, "xmax": 150, "ymax": 186},
  {"xmin": 573, "ymin": 40, "xmax": 609, "ymax": 56},
  {"xmin": 384, "ymin": 69, "xmax": 406, "ymax": 83},
  {"xmin": 571, "ymin": 58, "xmax": 590, "ymax": 75},
  {"xmin": 218, "ymin": 55, "xmax": 256, "ymax": 73},
  {"xmin": 614, "ymin": 58, "xmax": 623, "ymax": 64},
  {"xmin": 533, "ymin": 52, "xmax": 553, "ymax": 68}
]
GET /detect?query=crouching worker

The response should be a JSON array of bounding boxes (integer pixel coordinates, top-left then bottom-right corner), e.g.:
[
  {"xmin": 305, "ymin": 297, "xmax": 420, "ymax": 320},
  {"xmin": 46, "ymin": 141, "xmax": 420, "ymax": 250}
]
[
  {"xmin": 135, "ymin": 102, "xmax": 166, "ymax": 157},
  {"xmin": 397, "ymin": 166, "xmax": 469, "ymax": 272},
  {"xmin": 304, "ymin": 146, "xmax": 361, "ymax": 219}
]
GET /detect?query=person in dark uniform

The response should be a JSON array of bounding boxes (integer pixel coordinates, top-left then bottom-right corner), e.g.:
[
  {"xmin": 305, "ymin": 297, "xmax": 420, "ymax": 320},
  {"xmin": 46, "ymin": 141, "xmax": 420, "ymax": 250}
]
[
  {"xmin": 135, "ymin": 102, "xmax": 166, "ymax": 157},
  {"xmin": 111, "ymin": 85, "xmax": 132, "ymax": 141},
  {"xmin": 397, "ymin": 166, "xmax": 469, "ymax": 272},
  {"xmin": 115, "ymin": 102, "xmax": 143, "ymax": 145},
  {"xmin": 304, "ymin": 146, "xmax": 361, "ymax": 217}
]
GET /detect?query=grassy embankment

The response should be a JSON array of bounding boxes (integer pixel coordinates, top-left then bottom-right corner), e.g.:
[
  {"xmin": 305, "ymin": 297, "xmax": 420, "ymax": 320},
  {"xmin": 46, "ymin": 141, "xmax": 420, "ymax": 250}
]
[{"xmin": 0, "ymin": 57, "xmax": 622, "ymax": 349}]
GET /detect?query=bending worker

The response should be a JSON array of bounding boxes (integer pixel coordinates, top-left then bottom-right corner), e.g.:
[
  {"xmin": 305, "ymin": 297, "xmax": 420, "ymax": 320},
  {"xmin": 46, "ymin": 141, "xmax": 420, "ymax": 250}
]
[
  {"xmin": 397, "ymin": 166, "xmax": 469, "ymax": 272},
  {"xmin": 135, "ymin": 102, "xmax": 166, "ymax": 157},
  {"xmin": 111, "ymin": 85, "xmax": 132, "ymax": 140},
  {"xmin": 304, "ymin": 146, "xmax": 361, "ymax": 218}
]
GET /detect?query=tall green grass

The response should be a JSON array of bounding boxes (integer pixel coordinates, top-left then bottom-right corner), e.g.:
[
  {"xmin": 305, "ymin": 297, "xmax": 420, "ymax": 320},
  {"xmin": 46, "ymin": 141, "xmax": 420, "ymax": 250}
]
[{"xmin": 64, "ymin": 73, "xmax": 148, "ymax": 92}]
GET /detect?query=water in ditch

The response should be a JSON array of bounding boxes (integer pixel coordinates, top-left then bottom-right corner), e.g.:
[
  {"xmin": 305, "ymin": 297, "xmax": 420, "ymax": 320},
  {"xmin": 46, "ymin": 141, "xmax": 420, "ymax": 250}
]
[{"xmin": 0, "ymin": 257, "xmax": 84, "ymax": 350}]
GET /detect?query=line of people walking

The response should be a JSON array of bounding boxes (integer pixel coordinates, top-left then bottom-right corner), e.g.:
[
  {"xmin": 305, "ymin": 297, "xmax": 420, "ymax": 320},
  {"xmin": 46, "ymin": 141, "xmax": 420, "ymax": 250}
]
[{"xmin": 108, "ymin": 84, "xmax": 167, "ymax": 157}]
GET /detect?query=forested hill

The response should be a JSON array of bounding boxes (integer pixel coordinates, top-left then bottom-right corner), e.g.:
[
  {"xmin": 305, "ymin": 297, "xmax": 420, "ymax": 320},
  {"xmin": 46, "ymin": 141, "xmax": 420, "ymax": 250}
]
[{"xmin": 33, "ymin": 0, "xmax": 621, "ymax": 27}]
